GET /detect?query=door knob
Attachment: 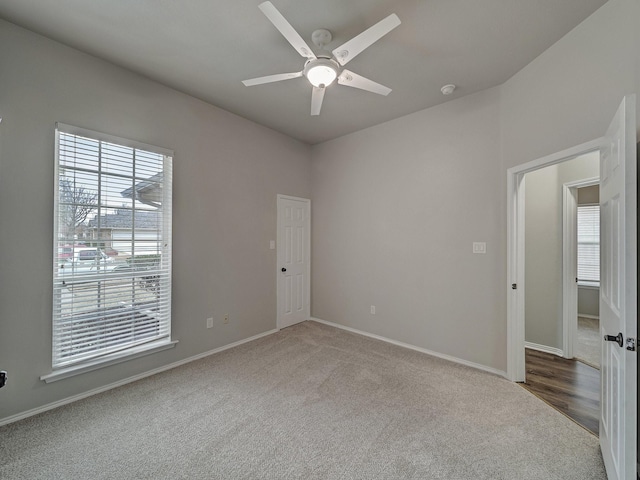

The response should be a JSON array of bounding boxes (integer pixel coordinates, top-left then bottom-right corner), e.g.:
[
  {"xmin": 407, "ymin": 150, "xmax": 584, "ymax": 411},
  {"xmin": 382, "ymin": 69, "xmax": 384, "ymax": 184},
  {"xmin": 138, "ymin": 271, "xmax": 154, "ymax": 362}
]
[
  {"xmin": 281, "ymin": 267, "xmax": 287, "ymax": 272},
  {"xmin": 604, "ymin": 332, "xmax": 624, "ymax": 348}
]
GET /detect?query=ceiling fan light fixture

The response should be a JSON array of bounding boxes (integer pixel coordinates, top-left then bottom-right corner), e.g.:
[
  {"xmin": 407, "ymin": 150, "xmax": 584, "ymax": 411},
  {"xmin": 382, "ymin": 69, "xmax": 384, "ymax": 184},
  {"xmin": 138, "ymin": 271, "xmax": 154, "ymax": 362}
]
[{"xmin": 304, "ymin": 59, "xmax": 339, "ymax": 88}]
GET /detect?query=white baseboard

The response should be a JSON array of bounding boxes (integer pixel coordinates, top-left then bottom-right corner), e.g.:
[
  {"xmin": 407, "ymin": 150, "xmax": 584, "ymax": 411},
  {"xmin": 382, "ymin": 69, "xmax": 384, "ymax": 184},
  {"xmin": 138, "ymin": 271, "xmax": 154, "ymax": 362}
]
[
  {"xmin": 310, "ymin": 317, "xmax": 507, "ymax": 378},
  {"xmin": 577, "ymin": 314, "xmax": 599, "ymax": 320},
  {"xmin": 525, "ymin": 341, "xmax": 564, "ymax": 357},
  {"xmin": 0, "ymin": 328, "xmax": 279, "ymax": 427}
]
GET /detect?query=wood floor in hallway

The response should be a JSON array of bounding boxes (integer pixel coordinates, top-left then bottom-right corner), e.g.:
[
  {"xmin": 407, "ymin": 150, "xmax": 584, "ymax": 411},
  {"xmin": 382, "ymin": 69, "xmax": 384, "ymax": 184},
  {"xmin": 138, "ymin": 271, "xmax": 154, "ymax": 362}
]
[{"xmin": 521, "ymin": 348, "xmax": 600, "ymax": 435}]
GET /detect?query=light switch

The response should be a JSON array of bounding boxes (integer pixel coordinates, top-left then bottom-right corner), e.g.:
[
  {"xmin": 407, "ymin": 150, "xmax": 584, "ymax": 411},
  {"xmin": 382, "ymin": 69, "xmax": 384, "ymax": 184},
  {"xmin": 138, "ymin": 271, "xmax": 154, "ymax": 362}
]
[
  {"xmin": 473, "ymin": 242, "xmax": 486, "ymax": 254},
  {"xmin": 270, "ymin": 240, "xmax": 275, "ymax": 250}
]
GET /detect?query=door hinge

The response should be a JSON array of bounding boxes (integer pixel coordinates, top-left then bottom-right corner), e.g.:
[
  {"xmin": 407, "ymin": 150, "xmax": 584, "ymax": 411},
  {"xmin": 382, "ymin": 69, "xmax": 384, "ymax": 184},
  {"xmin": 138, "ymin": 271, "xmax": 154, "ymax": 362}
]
[
  {"xmin": 511, "ymin": 283, "xmax": 517, "ymax": 290},
  {"xmin": 626, "ymin": 337, "xmax": 636, "ymax": 352}
]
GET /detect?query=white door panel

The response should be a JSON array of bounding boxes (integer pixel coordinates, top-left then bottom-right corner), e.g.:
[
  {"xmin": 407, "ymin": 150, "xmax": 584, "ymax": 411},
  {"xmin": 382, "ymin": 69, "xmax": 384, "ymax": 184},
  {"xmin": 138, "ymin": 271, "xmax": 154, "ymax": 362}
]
[
  {"xmin": 599, "ymin": 95, "xmax": 636, "ymax": 480},
  {"xmin": 277, "ymin": 195, "xmax": 310, "ymax": 329}
]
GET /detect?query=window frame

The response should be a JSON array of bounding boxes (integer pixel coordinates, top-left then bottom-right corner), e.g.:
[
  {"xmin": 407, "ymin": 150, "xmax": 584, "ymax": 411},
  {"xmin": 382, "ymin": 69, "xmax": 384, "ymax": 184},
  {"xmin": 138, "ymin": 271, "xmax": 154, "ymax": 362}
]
[
  {"xmin": 577, "ymin": 203, "xmax": 600, "ymax": 288},
  {"xmin": 43, "ymin": 123, "xmax": 175, "ymax": 382}
]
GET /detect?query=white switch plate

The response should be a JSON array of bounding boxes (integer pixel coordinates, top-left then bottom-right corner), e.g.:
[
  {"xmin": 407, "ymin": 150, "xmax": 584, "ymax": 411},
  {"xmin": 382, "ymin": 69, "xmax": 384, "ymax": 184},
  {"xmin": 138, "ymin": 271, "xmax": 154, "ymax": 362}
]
[
  {"xmin": 473, "ymin": 242, "xmax": 486, "ymax": 254},
  {"xmin": 206, "ymin": 317, "xmax": 214, "ymax": 329},
  {"xmin": 269, "ymin": 240, "xmax": 275, "ymax": 250},
  {"xmin": 370, "ymin": 305, "xmax": 376, "ymax": 315}
]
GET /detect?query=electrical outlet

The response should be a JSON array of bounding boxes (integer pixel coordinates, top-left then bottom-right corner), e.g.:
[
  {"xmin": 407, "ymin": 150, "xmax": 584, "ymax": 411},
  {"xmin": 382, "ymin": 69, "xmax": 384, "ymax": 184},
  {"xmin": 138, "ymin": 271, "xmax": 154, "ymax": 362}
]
[
  {"xmin": 206, "ymin": 317, "xmax": 214, "ymax": 329},
  {"xmin": 223, "ymin": 314, "xmax": 229, "ymax": 324},
  {"xmin": 370, "ymin": 305, "xmax": 376, "ymax": 315}
]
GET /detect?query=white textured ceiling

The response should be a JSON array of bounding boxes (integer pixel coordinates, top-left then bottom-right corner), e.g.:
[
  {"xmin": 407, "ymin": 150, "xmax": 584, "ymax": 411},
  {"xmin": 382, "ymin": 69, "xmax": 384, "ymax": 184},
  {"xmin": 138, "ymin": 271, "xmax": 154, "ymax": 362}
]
[{"xmin": 0, "ymin": 0, "xmax": 607, "ymax": 144}]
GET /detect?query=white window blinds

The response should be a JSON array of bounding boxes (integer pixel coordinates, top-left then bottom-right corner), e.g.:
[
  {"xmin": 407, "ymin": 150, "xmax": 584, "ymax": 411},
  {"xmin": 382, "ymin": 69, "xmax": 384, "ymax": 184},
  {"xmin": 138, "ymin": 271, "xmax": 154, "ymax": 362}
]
[
  {"xmin": 577, "ymin": 204, "xmax": 599, "ymax": 287},
  {"xmin": 53, "ymin": 123, "xmax": 172, "ymax": 369}
]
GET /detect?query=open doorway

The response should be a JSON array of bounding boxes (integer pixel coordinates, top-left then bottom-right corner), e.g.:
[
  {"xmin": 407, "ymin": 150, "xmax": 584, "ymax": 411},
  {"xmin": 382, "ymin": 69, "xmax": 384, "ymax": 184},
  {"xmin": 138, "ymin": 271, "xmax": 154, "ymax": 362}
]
[
  {"xmin": 518, "ymin": 151, "xmax": 600, "ymax": 434},
  {"xmin": 521, "ymin": 152, "xmax": 599, "ymax": 359}
]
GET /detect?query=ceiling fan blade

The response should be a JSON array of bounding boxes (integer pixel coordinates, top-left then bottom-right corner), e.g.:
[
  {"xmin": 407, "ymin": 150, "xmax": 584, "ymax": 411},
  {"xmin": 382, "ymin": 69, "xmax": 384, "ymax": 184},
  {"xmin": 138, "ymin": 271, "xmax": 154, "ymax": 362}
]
[
  {"xmin": 258, "ymin": 1, "xmax": 317, "ymax": 60},
  {"xmin": 242, "ymin": 71, "xmax": 302, "ymax": 86},
  {"xmin": 332, "ymin": 14, "xmax": 401, "ymax": 66},
  {"xmin": 338, "ymin": 70, "xmax": 391, "ymax": 96},
  {"xmin": 311, "ymin": 86, "xmax": 325, "ymax": 116}
]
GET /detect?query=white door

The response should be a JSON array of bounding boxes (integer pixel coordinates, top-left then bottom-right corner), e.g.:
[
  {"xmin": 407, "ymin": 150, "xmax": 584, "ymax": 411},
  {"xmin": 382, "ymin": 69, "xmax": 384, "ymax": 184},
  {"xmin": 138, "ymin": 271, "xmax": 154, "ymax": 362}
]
[
  {"xmin": 599, "ymin": 95, "xmax": 637, "ymax": 480},
  {"xmin": 277, "ymin": 195, "xmax": 310, "ymax": 329}
]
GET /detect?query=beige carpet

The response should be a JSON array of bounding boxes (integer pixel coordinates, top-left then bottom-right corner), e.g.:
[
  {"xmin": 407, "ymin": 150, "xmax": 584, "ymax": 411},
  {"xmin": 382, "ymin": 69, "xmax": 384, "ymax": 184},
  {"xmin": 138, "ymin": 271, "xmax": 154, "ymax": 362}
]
[
  {"xmin": 0, "ymin": 321, "xmax": 605, "ymax": 479},
  {"xmin": 576, "ymin": 317, "xmax": 600, "ymax": 369}
]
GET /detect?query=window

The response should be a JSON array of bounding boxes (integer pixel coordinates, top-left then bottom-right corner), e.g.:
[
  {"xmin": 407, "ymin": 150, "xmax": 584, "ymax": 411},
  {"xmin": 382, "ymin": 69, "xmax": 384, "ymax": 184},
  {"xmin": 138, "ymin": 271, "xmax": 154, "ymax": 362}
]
[
  {"xmin": 577, "ymin": 204, "xmax": 599, "ymax": 287},
  {"xmin": 52, "ymin": 123, "xmax": 173, "ymax": 372}
]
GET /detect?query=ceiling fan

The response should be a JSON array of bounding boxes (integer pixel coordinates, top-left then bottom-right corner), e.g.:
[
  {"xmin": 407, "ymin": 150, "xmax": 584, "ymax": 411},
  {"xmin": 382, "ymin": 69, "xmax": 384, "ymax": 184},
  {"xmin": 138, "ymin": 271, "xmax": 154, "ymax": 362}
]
[{"xmin": 242, "ymin": 1, "xmax": 401, "ymax": 116}]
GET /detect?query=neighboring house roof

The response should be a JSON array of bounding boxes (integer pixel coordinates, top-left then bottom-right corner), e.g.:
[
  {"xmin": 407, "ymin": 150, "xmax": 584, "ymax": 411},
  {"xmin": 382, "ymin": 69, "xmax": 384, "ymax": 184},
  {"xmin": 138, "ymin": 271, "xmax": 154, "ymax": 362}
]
[
  {"xmin": 88, "ymin": 209, "xmax": 159, "ymax": 230},
  {"xmin": 120, "ymin": 172, "xmax": 163, "ymax": 208}
]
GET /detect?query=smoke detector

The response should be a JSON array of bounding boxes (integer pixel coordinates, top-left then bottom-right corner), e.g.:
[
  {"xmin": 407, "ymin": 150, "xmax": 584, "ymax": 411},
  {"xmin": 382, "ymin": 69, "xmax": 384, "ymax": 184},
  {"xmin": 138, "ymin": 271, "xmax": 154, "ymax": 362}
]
[{"xmin": 441, "ymin": 84, "xmax": 456, "ymax": 95}]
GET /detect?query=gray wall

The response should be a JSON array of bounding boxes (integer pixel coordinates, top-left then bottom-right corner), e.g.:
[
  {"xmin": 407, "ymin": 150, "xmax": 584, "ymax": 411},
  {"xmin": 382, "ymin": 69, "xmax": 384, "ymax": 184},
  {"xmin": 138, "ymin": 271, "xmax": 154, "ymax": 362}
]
[
  {"xmin": 311, "ymin": 0, "xmax": 639, "ymax": 373},
  {"xmin": 0, "ymin": 20, "xmax": 311, "ymax": 421},
  {"xmin": 523, "ymin": 153, "xmax": 599, "ymax": 349},
  {"xmin": 578, "ymin": 185, "xmax": 599, "ymax": 205},
  {"xmin": 499, "ymin": 0, "xmax": 640, "ymax": 169},
  {"xmin": 311, "ymin": 88, "xmax": 504, "ymax": 370},
  {"xmin": 578, "ymin": 287, "xmax": 600, "ymax": 318}
]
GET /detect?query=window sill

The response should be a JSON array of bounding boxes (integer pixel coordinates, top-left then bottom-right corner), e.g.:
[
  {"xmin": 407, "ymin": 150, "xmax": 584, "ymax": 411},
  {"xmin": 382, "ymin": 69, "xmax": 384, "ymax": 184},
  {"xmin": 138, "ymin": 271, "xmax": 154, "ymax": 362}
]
[
  {"xmin": 41, "ymin": 339, "xmax": 178, "ymax": 383},
  {"xmin": 578, "ymin": 283, "xmax": 600, "ymax": 290}
]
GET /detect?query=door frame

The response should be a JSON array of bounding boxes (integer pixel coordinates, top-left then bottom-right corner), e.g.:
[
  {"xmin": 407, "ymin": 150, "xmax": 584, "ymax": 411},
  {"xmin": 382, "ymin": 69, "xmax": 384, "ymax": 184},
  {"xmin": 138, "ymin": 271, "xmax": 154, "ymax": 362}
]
[
  {"xmin": 276, "ymin": 194, "xmax": 311, "ymax": 330},
  {"xmin": 562, "ymin": 176, "xmax": 599, "ymax": 359},
  {"xmin": 506, "ymin": 138, "xmax": 603, "ymax": 382}
]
